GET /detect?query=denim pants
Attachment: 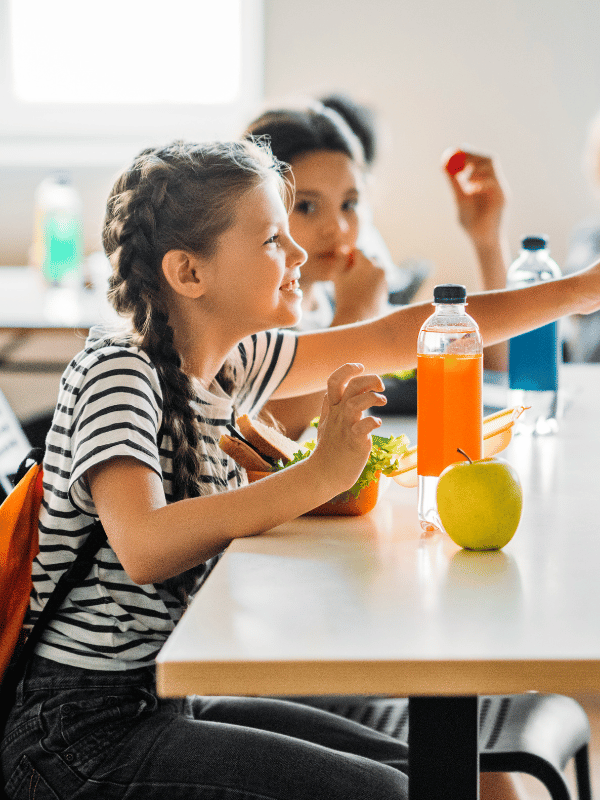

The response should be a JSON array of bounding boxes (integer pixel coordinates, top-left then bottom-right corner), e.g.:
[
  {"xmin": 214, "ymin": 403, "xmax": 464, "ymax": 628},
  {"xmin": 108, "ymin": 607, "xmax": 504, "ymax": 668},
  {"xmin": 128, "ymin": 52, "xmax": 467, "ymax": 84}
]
[{"xmin": 1, "ymin": 655, "xmax": 408, "ymax": 799}]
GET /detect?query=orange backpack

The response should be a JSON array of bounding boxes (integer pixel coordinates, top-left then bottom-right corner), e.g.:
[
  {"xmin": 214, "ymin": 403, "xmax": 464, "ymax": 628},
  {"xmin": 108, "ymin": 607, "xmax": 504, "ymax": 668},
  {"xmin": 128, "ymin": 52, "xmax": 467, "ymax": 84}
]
[
  {"xmin": 0, "ymin": 449, "xmax": 105, "ymax": 687},
  {"xmin": 0, "ymin": 451, "xmax": 44, "ymax": 682},
  {"xmin": 0, "ymin": 451, "xmax": 105, "ymax": 800}
]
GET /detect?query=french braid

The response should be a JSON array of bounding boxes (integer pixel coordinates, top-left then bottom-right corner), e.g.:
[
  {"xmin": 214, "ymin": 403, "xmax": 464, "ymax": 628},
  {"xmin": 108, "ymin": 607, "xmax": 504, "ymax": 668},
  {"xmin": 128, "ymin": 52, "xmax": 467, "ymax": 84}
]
[{"xmin": 102, "ymin": 140, "xmax": 289, "ymax": 500}]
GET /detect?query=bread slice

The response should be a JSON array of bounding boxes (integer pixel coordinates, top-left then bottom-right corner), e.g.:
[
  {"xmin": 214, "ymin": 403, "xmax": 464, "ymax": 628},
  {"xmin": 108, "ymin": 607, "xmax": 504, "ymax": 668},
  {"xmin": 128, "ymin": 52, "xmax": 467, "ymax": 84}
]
[
  {"xmin": 218, "ymin": 434, "xmax": 274, "ymax": 472},
  {"xmin": 237, "ymin": 414, "xmax": 298, "ymax": 464}
]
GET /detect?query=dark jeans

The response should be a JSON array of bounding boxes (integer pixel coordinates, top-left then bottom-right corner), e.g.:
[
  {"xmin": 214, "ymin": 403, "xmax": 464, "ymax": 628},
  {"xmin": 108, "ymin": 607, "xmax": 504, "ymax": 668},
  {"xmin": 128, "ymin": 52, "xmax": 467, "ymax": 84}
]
[{"xmin": 1, "ymin": 656, "xmax": 408, "ymax": 799}]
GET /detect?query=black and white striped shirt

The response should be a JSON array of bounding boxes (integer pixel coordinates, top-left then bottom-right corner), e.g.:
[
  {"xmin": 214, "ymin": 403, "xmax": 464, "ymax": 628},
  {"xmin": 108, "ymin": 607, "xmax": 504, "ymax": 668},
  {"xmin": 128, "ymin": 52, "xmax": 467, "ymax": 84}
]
[{"xmin": 29, "ymin": 327, "xmax": 297, "ymax": 670}]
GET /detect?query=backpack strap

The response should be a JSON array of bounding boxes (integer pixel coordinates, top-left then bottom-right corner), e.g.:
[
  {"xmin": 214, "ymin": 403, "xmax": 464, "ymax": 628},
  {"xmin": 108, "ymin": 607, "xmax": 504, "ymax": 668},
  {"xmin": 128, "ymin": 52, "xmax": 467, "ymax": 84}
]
[
  {"xmin": 2, "ymin": 520, "xmax": 107, "ymax": 694},
  {"xmin": 0, "ymin": 518, "xmax": 107, "ymax": 770},
  {"xmin": 5, "ymin": 429, "xmax": 161, "ymax": 684},
  {"xmin": 9, "ymin": 447, "xmax": 44, "ymax": 487}
]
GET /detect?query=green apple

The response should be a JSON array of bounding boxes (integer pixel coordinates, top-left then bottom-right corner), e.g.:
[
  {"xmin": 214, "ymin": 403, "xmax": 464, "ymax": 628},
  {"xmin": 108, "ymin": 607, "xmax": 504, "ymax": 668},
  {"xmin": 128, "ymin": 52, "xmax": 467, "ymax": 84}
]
[{"xmin": 436, "ymin": 449, "xmax": 523, "ymax": 550}]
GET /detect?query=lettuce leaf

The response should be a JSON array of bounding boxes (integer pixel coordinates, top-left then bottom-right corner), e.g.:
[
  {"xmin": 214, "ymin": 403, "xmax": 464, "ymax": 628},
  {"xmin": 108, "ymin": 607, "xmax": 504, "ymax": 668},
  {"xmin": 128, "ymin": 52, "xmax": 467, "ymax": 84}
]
[
  {"xmin": 352, "ymin": 434, "xmax": 409, "ymax": 496},
  {"xmin": 272, "ymin": 431, "xmax": 409, "ymax": 498},
  {"xmin": 381, "ymin": 369, "xmax": 416, "ymax": 380}
]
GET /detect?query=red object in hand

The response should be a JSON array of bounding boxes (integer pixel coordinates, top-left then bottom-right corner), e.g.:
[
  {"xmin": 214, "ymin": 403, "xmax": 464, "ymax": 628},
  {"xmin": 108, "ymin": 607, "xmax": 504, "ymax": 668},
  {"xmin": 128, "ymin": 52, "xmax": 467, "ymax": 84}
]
[{"xmin": 445, "ymin": 150, "xmax": 467, "ymax": 176}]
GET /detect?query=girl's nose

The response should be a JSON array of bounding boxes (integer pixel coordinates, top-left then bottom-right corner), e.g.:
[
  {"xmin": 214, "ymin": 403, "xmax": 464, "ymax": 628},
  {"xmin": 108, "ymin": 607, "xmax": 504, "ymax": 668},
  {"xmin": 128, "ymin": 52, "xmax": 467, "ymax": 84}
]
[
  {"xmin": 321, "ymin": 211, "xmax": 351, "ymax": 241},
  {"xmin": 288, "ymin": 237, "xmax": 307, "ymax": 268}
]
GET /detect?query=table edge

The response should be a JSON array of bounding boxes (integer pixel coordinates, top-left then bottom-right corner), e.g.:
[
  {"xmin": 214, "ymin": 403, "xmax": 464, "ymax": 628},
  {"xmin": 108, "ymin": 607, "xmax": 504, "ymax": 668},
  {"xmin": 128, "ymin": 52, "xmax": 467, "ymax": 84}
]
[{"xmin": 156, "ymin": 658, "xmax": 600, "ymax": 698}]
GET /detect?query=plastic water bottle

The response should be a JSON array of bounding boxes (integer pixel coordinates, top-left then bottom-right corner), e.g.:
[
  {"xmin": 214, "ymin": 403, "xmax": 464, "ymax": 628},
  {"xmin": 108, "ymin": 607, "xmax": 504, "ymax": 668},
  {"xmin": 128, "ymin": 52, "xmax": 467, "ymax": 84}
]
[
  {"xmin": 417, "ymin": 284, "xmax": 483, "ymax": 531},
  {"xmin": 507, "ymin": 236, "xmax": 561, "ymax": 435},
  {"xmin": 32, "ymin": 173, "xmax": 83, "ymax": 287}
]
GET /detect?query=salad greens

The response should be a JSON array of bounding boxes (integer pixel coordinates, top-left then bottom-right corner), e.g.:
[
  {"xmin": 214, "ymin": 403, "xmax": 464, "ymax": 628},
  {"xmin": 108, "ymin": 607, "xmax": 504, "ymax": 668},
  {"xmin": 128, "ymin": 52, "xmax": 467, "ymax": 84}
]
[
  {"xmin": 381, "ymin": 369, "xmax": 416, "ymax": 381},
  {"xmin": 272, "ymin": 431, "xmax": 409, "ymax": 498}
]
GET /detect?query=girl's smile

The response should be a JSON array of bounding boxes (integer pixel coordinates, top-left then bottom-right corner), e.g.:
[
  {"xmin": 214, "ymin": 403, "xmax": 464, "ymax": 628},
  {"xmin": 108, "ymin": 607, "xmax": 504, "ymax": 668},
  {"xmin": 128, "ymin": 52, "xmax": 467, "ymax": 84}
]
[{"xmin": 279, "ymin": 276, "xmax": 302, "ymax": 294}]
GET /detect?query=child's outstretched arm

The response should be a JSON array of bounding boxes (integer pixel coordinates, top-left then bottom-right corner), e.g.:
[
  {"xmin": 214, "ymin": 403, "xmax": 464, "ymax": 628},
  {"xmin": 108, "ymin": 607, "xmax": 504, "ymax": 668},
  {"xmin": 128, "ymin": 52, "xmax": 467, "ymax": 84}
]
[
  {"xmin": 273, "ymin": 259, "xmax": 600, "ymax": 399},
  {"xmin": 86, "ymin": 365, "xmax": 385, "ymax": 586}
]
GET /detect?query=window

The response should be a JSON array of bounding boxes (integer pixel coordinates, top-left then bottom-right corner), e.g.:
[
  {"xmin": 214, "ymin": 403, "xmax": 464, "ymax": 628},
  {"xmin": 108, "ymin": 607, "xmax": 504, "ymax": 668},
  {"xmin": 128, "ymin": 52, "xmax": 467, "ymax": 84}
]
[{"xmin": 0, "ymin": 0, "xmax": 263, "ymax": 165}]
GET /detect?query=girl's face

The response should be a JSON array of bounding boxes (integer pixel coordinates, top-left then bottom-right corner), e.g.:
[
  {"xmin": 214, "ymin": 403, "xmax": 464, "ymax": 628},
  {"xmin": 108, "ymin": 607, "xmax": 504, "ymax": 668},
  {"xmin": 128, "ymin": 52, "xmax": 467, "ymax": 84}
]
[
  {"xmin": 204, "ymin": 177, "xmax": 307, "ymax": 337},
  {"xmin": 289, "ymin": 150, "xmax": 364, "ymax": 287}
]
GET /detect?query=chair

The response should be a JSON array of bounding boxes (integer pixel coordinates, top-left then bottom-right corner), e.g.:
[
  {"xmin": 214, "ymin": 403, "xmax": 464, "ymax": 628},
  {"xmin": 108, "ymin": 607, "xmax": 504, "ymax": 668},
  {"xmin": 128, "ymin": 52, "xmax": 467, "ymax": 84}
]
[
  {"xmin": 388, "ymin": 257, "xmax": 431, "ymax": 306},
  {"xmin": 0, "ymin": 389, "xmax": 31, "ymax": 501},
  {"xmin": 292, "ymin": 694, "xmax": 591, "ymax": 800}
]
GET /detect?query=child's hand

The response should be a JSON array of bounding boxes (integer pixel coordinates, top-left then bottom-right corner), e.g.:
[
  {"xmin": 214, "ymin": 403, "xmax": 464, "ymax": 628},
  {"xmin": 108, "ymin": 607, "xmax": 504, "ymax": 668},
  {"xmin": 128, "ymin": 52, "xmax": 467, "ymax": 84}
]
[
  {"xmin": 442, "ymin": 148, "xmax": 510, "ymax": 250},
  {"xmin": 332, "ymin": 249, "xmax": 389, "ymax": 324},
  {"xmin": 310, "ymin": 363, "xmax": 386, "ymax": 495}
]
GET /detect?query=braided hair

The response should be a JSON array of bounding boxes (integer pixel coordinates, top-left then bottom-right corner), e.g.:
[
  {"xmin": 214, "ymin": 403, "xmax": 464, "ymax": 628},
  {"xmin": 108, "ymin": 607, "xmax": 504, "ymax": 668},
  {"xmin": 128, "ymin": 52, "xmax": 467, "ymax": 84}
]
[{"xmin": 102, "ymin": 139, "xmax": 289, "ymax": 501}]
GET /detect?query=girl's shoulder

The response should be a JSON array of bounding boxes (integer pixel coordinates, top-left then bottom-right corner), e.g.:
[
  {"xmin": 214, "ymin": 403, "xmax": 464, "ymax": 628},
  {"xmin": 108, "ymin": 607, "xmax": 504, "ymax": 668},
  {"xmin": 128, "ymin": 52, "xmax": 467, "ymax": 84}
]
[
  {"xmin": 236, "ymin": 329, "xmax": 297, "ymax": 375},
  {"xmin": 66, "ymin": 327, "xmax": 161, "ymax": 389},
  {"xmin": 234, "ymin": 329, "xmax": 298, "ymax": 413}
]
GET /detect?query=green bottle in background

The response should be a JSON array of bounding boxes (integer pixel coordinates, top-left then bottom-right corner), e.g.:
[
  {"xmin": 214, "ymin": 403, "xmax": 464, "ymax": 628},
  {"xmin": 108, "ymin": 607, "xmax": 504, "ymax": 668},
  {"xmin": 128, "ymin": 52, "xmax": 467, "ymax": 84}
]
[{"xmin": 33, "ymin": 173, "xmax": 83, "ymax": 286}]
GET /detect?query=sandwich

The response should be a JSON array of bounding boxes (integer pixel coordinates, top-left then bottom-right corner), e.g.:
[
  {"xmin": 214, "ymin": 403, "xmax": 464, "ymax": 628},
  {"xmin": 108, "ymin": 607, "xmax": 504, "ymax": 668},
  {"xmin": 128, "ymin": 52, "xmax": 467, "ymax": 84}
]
[
  {"xmin": 218, "ymin": 414, "xmax": 300, "ymax": 473},
  {"xmin": 219, "ymin": 415, "xmax": 409, "ymax": 516}
]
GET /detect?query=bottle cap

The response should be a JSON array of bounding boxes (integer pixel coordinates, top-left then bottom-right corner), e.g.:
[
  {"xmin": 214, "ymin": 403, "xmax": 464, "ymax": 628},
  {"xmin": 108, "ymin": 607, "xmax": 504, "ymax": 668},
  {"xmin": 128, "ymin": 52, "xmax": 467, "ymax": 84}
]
[
  {"xmin": 521, "ymin": 235, "xmax": 548, "ymax": 250},
  {"xmin": 433, "ymin": 284, "xmax": 467, "ymax": 303}
]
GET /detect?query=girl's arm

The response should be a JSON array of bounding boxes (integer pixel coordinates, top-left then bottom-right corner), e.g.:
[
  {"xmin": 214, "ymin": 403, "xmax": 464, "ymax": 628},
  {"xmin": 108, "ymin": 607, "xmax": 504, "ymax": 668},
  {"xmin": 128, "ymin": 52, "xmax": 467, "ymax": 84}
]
[
  {"xmin": 262, "ymin": 249, "xmax": 390, "ymax": 440},
  {"xmin": 273, "ymin": 262, "xmax": 600, "ymax": 399},
  {"xmin": 87, "ymin": 365, "xmax": 385, "ymax": 585},
  {"xmin": 444, "ymin": 149, "xmax": 510, "ymax": 289},
  {"xmin": 260, "ymin": 391, "xmax": 324, "ymax": 440},
  {"xmin": 443, "ymin": 149, "xmax": 511, "ymax": 370}
]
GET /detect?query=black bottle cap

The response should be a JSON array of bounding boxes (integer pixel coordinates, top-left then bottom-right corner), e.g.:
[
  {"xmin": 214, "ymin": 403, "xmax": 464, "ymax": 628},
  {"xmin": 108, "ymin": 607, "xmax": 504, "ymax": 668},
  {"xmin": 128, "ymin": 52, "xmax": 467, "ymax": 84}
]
[
  {"xmin": 521, "ymin": 235, "xmax": 548, "ymax": 250},
  {"xmin": 433, "ymin": 284, "xmax": 467, "ymax": 303}
]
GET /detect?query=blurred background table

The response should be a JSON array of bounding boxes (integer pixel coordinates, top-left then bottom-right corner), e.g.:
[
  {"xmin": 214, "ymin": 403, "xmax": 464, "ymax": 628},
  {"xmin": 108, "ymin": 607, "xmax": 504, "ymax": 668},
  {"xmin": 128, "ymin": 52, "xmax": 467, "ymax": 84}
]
[
  {"xmin": 0, "ymin": 264, "xmax": 118, "ymax": 444},
  {"xmin": 0, "ymin": 265, "xmax": 117, "ymax": 372}
]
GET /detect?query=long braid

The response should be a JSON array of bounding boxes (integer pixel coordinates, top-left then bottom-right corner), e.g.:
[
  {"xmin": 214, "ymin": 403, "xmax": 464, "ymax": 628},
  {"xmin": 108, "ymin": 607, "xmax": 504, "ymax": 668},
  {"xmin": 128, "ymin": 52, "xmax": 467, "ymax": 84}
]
[
  {"xmin": 149, "ymin": 308, "xmax": 202, "ymax": 500},
  {"xmin": 102, "ymin": 140, "xmax": 288, "ymax": 500}
]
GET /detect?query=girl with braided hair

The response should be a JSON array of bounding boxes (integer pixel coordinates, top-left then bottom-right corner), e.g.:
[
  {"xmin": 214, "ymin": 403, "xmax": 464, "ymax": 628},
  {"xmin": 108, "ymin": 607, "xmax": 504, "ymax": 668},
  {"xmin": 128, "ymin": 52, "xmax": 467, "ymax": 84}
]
[{"xmin": 4, "ymin": 136, "xmax": 600, "ymax": 800}]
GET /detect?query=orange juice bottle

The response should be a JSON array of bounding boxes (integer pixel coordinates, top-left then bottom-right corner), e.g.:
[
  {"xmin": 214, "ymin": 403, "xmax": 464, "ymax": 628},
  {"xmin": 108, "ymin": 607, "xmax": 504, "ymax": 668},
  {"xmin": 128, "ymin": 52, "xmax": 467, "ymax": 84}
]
[{"xmin": 417, "ymin": 284, "xmax": 483, "ymax": 531}]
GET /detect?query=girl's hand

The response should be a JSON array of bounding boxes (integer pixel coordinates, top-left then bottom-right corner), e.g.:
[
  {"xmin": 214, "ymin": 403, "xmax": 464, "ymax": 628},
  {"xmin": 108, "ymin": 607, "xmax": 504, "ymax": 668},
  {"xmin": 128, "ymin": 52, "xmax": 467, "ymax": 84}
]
[
  {"xmin": 443, "ymin": 148, "xmax": 510, "ymax": 250},
  {"xmin": 332, "ymin": 249, "xmax": 389, "ymax": 325},
  {"xmin": 310, "ymin": 363, "xmax": 386, "ymax": 496}
]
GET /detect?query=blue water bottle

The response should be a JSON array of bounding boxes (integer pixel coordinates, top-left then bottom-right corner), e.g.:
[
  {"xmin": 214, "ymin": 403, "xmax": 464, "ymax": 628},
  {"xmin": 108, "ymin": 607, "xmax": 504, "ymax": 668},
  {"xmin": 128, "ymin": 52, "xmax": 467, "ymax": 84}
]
[{"xmin": 507, "ymin": 235, "xmax": 561, "ymax": 434}]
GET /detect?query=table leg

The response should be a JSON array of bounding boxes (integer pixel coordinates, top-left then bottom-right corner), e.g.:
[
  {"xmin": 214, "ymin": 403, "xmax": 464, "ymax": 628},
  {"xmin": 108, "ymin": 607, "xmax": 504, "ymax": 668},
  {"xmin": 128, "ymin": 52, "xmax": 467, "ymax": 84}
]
[{"xmin": 408, "ymin": 695, "xmax": 479, "ymax": 800}]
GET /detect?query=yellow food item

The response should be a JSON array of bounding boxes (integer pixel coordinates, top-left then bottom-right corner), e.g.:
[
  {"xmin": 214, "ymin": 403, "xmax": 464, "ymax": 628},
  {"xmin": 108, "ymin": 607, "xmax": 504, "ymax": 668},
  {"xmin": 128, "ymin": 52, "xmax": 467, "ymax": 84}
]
[{"xmin": 391, "ymin": 406, "xmax": 525, "ymax": 488}]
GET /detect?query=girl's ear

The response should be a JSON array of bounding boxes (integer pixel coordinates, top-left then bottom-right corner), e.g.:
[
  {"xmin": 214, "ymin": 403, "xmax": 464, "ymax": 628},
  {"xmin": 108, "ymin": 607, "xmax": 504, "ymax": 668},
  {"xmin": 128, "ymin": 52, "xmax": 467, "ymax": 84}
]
[{"xmin": 161, "ymin": 250, "xmax": 206, "ymax": 299}]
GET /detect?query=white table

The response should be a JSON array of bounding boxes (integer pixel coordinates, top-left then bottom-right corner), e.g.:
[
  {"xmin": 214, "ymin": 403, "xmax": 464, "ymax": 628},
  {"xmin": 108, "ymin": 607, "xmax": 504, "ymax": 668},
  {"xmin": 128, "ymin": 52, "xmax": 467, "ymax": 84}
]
[{"xmin": 156, "ymin": 364, "xmax": 600, "ymax": 798}]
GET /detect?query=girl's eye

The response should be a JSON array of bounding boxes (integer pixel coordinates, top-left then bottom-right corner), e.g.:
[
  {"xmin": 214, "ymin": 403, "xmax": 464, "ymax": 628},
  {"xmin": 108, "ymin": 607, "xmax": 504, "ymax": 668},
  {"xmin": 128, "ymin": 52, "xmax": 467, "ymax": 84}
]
[
  {"xmin": 264, "ymin": 234, "xmax": 280, "ymax": 246},
  {"xmin": 343, "ymin": 197, "xmax": 359, "ymax": 212},
  {"xmin": 294, "ymin": 200, "xmax": 316, "ymax": 215}
]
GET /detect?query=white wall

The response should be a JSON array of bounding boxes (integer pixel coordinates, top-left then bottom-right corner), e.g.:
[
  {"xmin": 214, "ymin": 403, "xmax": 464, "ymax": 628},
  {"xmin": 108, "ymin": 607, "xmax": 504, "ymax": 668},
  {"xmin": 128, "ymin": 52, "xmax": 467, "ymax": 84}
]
[{"xmin": 1, "ymin": 0, "xmax": 600, "ymax": 295}]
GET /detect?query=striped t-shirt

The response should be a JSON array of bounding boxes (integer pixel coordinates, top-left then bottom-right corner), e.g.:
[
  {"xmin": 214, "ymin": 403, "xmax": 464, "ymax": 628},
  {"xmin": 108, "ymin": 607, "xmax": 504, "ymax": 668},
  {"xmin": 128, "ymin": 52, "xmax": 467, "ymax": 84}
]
[{"xmin": 29, "ymin": 327, "xmax": 297, "ymax": 671}]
